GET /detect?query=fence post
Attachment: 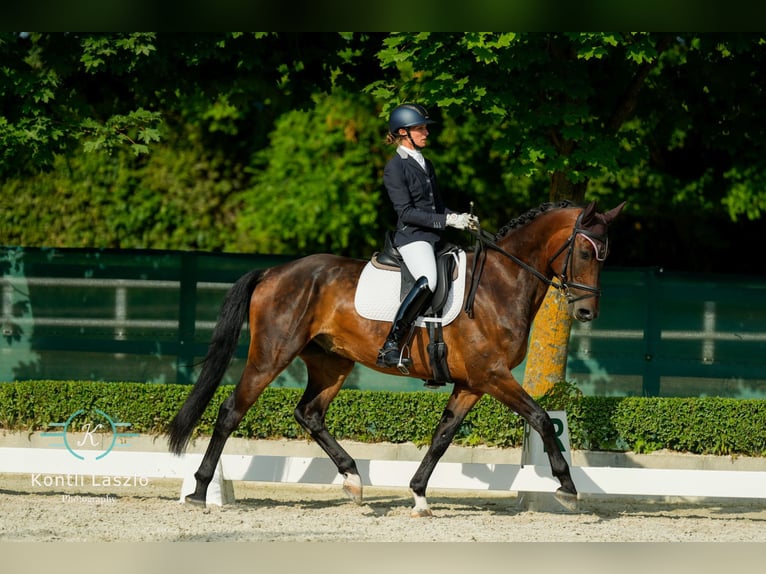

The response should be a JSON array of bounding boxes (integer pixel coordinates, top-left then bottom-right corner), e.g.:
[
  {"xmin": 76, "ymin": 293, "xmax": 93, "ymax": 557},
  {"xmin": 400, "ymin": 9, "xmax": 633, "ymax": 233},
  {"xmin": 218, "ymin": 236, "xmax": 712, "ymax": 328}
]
[
  {"xmin": 642, "ymin": 267, "xmax": 663, "ymax": 396},
  {"xmin": 176, "ymin": 252, "xmax": 198, "ymax": 386}
]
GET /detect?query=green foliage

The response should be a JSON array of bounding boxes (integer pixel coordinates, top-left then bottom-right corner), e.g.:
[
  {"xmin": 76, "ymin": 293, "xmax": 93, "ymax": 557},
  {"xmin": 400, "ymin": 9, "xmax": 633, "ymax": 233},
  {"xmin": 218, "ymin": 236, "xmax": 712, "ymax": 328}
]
[
  {"xmin": 370, "ymin": 32, "xmax": 766, "ymax": 216},
  {"xmin": 0, "ymin": 32, "xmax": 363, "ymax": 177},
  {"xmin": 372, "ymin": 32, "xmax": 655, "ymax": 192},
  {"xmin": 81, "ymin": 109, "xmax": 163, "ymax": 157},
  {"xmin": 723, "ymin": 165, "xmax": 766, "ymax": 220},
  {"xmin": 3, "ymin": 32, "xmax": 766, "ymax": 264},
  {"xmin": 612, "ymin": 398, "xmax": 766, "ymax": 455},
  {"xmin": 3, "ymin": 381, "xmax": 766, "ymax": 457},
  {"xmin": 0, "ymin": 130, "xmax": 242, "ymax": 250},
  {"xmin": 230, "ymin": 91, "xmax": 386, "ymax": 256},
  {"xmin": 460, "ymin": 395, "xmax": 525, "ymax": 447},
  {"xmin": 571, "ymin": 397, "xmax": 626, "ymax": 451}
]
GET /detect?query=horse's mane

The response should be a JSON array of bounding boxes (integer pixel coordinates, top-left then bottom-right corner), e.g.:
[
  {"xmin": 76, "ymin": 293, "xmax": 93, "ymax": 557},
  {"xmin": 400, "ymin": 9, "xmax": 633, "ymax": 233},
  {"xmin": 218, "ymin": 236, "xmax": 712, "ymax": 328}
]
[{"xmin": 494, "ymin": 200, "xmax": 577, "ymax": 240}]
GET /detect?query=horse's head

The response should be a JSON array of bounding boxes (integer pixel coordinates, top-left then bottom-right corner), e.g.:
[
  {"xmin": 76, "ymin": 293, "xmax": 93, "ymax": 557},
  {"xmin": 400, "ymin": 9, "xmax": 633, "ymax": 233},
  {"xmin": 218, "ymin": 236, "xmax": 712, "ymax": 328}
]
[{"xmin": 547, "ymin": 201, "xmax": 626, "ymax": 322}]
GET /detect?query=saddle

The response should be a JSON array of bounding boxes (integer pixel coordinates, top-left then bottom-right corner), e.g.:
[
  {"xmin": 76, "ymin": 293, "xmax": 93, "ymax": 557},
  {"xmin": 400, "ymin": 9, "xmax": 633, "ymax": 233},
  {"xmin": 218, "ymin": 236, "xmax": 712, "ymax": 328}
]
[
  {"xmin": 371, "ymin": 232, "xmax": 459, "ymax": 315},
  {"xmin": 370, "ymin": 232, "xmax": 459, "ymax": 387}
]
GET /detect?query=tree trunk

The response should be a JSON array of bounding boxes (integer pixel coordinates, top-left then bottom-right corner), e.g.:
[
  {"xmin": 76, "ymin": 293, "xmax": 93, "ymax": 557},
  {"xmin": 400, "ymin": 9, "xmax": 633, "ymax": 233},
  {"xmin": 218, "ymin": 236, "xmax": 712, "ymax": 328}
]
[
  {"xmin": 523, "ymin": 280, "xmax": 572, "ymax": 396},
  {"xmin": 522, "ymin": 168, "xmax": 582, "ymax": 396}
]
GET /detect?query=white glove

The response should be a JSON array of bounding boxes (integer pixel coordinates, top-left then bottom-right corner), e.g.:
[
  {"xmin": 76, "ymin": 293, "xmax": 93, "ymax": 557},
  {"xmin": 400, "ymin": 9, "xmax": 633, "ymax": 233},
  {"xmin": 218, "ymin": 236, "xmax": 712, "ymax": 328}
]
[{"xmin": 446, "ymin": 212, "xmax": 480, "ymax": 230}]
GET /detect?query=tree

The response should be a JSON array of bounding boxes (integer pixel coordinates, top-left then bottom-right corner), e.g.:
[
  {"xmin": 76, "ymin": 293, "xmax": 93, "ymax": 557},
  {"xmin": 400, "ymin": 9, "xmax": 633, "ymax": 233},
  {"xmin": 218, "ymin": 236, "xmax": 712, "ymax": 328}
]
[
  {"xmin": 0, "ymin": 32, "xmax": 387, "ymax": 251},
  {"xmin": 228, "ymin": 91, "xmax": 387, "ymax": 256},
  {"xmin": 4, "ymin": 33, "xmax": 766, "ymax": 262},
  {"xmin": 0, "ymin": 32, "xmax": 381, "ymax": 177},
  {"xmin": 368, "ymin": 33, "xmax": 766, "ymax": 215}
]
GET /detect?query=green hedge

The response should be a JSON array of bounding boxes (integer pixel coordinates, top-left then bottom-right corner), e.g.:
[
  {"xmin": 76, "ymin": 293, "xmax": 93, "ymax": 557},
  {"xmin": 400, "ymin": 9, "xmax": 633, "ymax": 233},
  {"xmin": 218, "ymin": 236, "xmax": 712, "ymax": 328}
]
[{"xmin": 2, "ymin": 380, "xmax": 766, "ymax": 457}]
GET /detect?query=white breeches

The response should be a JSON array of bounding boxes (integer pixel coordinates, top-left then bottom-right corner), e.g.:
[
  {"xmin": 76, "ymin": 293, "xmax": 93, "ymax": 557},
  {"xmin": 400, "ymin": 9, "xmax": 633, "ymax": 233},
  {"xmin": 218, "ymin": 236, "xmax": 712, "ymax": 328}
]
[{"xmin": 398, "ymin": 240, "xmax": 437, "ymax": 292}]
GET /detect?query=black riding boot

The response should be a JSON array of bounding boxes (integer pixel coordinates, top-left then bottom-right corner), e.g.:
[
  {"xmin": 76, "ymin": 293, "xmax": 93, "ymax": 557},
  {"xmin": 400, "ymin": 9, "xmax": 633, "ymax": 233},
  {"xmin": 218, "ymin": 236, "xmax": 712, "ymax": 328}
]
[{"xmin": 376, "ymin": 276, "xmax": 433, "ymax": 369}]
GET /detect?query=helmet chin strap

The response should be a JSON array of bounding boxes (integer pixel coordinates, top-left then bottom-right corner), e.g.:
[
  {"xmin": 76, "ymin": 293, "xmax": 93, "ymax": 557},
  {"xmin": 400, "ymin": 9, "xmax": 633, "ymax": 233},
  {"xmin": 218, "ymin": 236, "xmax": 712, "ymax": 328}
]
[{"xmin": 405, "ymin": 128, "xmax": 424, "ymax": 150}]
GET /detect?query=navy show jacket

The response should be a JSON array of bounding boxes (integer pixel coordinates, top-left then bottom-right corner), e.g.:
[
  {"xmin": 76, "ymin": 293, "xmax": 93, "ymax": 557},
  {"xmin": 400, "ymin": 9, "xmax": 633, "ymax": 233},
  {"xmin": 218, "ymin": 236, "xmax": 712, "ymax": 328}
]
[{"xmin": 383, "ymin": 147, "xmax": 453, "ymax": 248}]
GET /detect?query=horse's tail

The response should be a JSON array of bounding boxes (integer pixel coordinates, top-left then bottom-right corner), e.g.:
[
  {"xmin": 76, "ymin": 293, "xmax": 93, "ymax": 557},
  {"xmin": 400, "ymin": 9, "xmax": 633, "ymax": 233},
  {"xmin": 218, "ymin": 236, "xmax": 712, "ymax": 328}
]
[{"xmin": 167, "ymin": 268, "xmax": 264, "ymax": 455}]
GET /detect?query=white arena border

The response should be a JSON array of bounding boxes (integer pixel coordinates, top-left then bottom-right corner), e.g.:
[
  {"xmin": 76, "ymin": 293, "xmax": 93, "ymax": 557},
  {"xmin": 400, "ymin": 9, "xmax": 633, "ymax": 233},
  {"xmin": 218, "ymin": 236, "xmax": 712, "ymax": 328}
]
[{"xmin": 2, "ymin": 446, "xmax": 766, "ymax": 506}]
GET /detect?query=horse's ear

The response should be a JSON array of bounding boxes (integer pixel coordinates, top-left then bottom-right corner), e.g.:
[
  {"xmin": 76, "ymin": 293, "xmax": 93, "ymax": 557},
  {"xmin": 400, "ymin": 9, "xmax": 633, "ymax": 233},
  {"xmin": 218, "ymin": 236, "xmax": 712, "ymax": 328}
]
[
  {"xmin": 599, "ymin": 201, "xmax": 627, "ymax": 226},
  {"xmin": 580, "ymin": 201, "xmax": 598, "ymax": 224}
]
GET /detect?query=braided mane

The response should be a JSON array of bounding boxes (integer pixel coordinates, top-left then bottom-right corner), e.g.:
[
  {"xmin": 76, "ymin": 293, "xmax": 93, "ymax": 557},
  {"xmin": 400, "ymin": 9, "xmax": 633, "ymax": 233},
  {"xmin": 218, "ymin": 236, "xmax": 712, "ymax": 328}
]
[{"xmin": 494, "ymin": 200, "xmax": 577, "ymax": 240}]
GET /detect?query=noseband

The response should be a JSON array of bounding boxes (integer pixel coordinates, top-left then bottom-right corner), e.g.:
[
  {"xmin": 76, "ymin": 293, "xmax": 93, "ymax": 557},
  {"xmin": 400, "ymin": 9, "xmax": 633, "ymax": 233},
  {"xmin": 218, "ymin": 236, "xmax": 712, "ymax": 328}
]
[{"xmin": 464, "ymin": 209, "xmax": 606, "ymax": 317}]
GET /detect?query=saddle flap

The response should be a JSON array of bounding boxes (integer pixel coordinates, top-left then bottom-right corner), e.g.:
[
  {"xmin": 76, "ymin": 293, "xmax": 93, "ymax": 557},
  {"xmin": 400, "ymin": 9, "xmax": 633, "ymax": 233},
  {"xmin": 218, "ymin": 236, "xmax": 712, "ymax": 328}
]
[
  {"xmin": 372, "ymin": 231, "xmax": 402, "ymax": 269},
  {"xmin": 429, "ymin": 251, "xmax": 458, "ymax": 315}
]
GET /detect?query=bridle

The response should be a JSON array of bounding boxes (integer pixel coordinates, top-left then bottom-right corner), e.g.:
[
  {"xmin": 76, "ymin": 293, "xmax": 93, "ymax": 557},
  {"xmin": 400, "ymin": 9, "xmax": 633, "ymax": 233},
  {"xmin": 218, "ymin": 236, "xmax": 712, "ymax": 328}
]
[
  {"xmin": 546, "ymin": 211, "xmax": 609, "ymax": 303},
  {"xmin": 464, "ymin": 208, "xmax": 608, "ymax": 317}
]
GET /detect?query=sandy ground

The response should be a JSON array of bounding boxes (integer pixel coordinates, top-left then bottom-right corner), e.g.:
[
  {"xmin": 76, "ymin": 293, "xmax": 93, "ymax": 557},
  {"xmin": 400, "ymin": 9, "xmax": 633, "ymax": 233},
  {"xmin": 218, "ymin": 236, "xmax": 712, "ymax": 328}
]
[{"xmin": 2, "ymin": 472, "xmax": 766, "ymax": 543}]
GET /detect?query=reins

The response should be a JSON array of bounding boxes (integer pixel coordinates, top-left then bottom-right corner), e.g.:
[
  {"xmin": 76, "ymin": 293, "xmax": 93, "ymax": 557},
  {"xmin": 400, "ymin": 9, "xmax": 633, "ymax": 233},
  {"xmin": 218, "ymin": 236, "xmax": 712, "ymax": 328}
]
[{"xmin": 463, "ymin": 209, "xmax": 604, "ymax": 318}]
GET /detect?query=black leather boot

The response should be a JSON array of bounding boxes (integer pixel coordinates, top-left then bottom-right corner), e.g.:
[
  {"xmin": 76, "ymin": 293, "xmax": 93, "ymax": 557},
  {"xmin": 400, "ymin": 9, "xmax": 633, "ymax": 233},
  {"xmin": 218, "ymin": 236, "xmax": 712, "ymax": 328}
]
[{"xmin": 376, "ymin": 276, "xmax": 433, "ymax": 369}]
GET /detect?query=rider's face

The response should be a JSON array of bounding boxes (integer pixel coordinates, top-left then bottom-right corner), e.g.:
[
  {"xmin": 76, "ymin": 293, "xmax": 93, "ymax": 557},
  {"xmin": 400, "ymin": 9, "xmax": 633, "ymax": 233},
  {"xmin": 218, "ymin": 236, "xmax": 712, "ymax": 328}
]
[{"xmin": 399, "ymin": 124, "xmax": 428, "ymax": 149}]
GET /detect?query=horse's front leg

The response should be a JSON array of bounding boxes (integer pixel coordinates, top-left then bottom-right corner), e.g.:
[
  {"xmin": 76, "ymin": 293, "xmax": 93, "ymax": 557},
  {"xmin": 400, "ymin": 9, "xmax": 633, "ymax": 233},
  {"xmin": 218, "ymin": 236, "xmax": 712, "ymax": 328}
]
[
  {"xmin": 526, "ymin": 405, "xmax": 578, "ymax": 508},
  {"xmin": 485, "ymin": 375, "xmax": 577, "ymax": 509},
  {"xmin": 408, "ymin": 388, "xmax": 482, "ymax": 517}
]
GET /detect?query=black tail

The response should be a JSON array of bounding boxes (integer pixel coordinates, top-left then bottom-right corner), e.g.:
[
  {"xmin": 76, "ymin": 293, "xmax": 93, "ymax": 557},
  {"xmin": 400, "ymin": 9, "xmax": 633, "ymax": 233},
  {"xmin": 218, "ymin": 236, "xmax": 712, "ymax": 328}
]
[{"xmin": 167, "ymin": 269, "xmax": 264, "ymax": 455}]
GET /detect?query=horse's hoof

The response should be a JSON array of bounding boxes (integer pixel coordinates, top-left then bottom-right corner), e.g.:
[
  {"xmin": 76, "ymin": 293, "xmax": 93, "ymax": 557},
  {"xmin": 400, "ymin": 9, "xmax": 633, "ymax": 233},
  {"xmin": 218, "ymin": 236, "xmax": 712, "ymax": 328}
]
[
  {"xmin": 554, "ymin": 488, "xmax": 578, "ymax": 511},
  {"xmin": 410, "ymin": 507, "xmax": 433, "ymax": 518},
  {"xmin": 409, "ymin": 489, "xmax": 433, "ymax": 517},
  {"xmin": 184, "ymin": 494, "xmax": 207, "ymax": 508},
  {"xmin": 342, "ymin": 474, "xmax": 363, "ymax": 505}
]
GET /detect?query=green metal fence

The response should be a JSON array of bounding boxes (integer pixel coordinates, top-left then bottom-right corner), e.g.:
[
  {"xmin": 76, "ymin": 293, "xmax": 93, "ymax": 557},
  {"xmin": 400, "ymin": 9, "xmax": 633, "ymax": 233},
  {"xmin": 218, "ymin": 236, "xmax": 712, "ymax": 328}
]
[
  {"xmin": 568, "ymin": 268, "xmax": 766, "ymax": 397},
  {"xmin": 2, "ymin": 246, "xmax": 765, "ymax": 397}
]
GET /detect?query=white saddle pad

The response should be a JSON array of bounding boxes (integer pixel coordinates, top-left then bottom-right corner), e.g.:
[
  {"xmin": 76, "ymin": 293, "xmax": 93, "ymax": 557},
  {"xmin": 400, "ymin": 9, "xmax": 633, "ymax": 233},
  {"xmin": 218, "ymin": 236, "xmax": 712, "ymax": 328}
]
[{"xmin": 354, "ymin": 250, "xmax": 467, "ymax": 327}]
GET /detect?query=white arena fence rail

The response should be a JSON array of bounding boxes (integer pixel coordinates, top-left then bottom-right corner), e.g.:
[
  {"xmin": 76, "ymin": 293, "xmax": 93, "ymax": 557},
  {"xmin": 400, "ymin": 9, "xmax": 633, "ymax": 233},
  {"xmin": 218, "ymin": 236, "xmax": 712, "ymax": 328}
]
[
  {"xmin": 1, "ymin": 412, "xmax": 765, "ymax": 507},
  {"xmin": 2, "ymin": 448, "xmax": 766, "ymax": 507}
]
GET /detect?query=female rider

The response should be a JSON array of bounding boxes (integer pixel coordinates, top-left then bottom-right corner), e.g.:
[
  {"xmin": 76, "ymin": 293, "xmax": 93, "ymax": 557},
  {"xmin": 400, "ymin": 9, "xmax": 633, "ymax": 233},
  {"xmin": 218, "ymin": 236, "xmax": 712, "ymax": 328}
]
[{"xmin": 376, "ymin": 103, "xmax": 478, "ymax": 369}]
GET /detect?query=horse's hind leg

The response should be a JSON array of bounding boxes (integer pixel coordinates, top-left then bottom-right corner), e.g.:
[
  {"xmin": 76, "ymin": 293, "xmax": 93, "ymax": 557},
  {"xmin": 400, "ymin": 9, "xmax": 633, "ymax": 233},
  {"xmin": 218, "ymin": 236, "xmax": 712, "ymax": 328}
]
[
  {"xmin": 293, "ymin": 344, "xmax": 362, "ymax": 503},
  {"xmin": 185, "ymin": 361, "xmax": 274, "ymax": 506},
  {"xmin": 408, "ymin": 387, "xmax": 482, "ymax": 517}
]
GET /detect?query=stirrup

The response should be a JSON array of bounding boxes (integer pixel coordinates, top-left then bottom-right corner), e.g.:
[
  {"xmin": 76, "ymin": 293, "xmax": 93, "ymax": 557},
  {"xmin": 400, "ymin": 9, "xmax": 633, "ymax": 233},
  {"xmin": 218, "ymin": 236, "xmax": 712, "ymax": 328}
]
[
  {"xmin": 395, "ymin": 344, "xmax": 412, "ymax": 375},
  {"xmin": 376, "ymin": 345, "xmax": 411, "ymax": 373}
]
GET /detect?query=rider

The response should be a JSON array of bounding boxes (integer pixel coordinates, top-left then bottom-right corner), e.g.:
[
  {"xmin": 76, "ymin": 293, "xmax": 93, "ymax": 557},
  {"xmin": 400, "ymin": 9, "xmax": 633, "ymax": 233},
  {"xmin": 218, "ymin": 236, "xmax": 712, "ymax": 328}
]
[{"xmin": 376, "ymin": 103, "xmax": 479, "ymax": 369}]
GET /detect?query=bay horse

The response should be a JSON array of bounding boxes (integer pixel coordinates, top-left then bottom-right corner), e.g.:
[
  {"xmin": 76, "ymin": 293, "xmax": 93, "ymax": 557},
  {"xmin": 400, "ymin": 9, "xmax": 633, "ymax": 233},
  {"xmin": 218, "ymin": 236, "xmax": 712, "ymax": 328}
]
[{"xmin": 168, "ymin": 200, "xmax": 625, "ymax": 516}]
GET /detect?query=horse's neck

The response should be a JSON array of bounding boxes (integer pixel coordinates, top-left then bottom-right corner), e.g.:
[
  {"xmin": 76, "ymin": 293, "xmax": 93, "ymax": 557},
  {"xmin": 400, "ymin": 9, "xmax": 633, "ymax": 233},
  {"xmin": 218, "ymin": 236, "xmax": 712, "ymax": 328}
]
[
  {"xmin": 482, "ymin": 215, "xmax": 573, "ymax": 318},
  {"xmin": 498, "ymin": 210, "xmax": 575, "ymax": 271}
]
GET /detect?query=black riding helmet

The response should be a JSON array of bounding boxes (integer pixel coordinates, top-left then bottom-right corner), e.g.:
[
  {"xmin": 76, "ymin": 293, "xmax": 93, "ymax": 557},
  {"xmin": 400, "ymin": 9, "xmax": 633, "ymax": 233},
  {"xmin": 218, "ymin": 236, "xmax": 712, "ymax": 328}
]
[{"xmin": 388, "ymin": 103, "xmax": 436, "ymax": 137}]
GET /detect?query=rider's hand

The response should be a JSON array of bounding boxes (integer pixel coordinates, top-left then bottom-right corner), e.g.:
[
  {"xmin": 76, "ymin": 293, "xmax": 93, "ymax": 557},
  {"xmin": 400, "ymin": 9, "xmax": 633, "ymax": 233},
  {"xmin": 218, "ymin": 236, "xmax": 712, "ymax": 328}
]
[
  {"xmin": 466, "ymin": 214, "xmax": 480, "ymax": 230},
  {"xmin": 446, "ymin": 212, "xmax": 477, "ymax": 230}
]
